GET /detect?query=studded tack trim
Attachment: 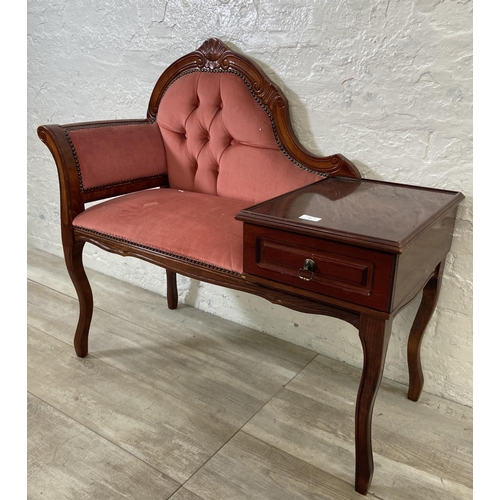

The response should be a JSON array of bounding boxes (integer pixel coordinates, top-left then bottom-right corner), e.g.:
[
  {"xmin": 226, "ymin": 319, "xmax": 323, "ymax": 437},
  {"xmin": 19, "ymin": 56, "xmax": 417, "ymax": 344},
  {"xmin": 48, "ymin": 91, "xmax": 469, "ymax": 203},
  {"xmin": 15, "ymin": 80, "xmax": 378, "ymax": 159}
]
[
  {"xmin": 156, "ymin": 68, "xmax": 327, "ymax": 178},
  {"xmin": 75, "ymin": 226, "xmax": 241, "ymax": 276},
  {"xmin": 63, "ymin": 130, "xmax": 85, "ymax": 191},
  {"xmin": 63, "ymin": 127, "xmax": 167, "ymax": 193}
]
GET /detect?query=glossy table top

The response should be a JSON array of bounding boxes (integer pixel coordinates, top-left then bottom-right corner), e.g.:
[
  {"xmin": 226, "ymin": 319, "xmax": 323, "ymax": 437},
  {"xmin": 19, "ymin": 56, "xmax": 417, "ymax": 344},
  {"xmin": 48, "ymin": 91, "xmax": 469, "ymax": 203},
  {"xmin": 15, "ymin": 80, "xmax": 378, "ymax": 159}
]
[{"xmin": 237, "ymin": 177, "xmax": 464, "ymax": 252}]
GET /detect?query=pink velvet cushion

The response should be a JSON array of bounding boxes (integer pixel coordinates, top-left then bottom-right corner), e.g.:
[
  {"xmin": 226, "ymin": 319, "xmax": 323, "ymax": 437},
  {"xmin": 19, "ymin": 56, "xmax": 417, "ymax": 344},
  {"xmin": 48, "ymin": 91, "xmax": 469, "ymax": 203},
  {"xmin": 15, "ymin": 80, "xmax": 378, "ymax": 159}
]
[
  {"xmin": 67, "ymin": 123, "xmax": 167, "ymax": 191},
  {"xmin": 72, "ymin": 188, "xmax": 248, "ymax": 273},
  {"xmin": 157, "ymin": 71, "xmax": 320, "ymax": 204}
]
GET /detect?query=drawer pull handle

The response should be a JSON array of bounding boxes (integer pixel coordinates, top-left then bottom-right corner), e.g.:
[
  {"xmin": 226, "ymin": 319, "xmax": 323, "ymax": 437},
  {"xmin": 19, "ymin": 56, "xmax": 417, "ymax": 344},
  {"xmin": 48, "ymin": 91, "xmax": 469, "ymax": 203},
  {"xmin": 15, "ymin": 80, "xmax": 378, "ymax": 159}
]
[{"xmin": 298, "ymin": 259, "xmax": 316, "ymax": 281}]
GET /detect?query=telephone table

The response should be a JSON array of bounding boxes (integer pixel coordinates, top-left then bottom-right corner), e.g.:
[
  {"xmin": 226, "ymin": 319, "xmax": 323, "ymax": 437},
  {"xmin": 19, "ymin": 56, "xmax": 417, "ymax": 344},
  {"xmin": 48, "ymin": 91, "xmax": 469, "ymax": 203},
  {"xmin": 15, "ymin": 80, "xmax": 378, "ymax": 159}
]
[{"xmin": 236, "ymin": 176, "xmax": 464, "ymax": 494}]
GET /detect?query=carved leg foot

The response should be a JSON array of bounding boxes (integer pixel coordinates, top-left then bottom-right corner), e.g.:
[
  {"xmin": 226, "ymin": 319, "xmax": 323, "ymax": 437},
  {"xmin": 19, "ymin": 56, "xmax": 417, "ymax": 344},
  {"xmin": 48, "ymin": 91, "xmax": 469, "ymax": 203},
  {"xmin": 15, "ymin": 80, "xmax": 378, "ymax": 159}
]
[
  {"xmin": 407, "ymin": 260, "xmax": 445, "ymax": 402},
  {"xmin": 64, "ymin": 241, "xmax": 93, "ymax": 358},
  {"xmin": 355, "ymin": 314, "xmax": 392, "ymax": 495},
  {"xmin": 166, "ymin": 270, "xmax": 178, "ymax": 310}
]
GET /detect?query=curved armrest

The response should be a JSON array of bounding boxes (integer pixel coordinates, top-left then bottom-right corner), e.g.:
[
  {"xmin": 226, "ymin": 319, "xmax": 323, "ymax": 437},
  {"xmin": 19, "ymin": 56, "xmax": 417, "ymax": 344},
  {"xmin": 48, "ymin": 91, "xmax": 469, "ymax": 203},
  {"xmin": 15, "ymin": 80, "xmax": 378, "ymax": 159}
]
[{"xmin": 37, "ymin": 119, "xmax": 168, "ymax": 206}]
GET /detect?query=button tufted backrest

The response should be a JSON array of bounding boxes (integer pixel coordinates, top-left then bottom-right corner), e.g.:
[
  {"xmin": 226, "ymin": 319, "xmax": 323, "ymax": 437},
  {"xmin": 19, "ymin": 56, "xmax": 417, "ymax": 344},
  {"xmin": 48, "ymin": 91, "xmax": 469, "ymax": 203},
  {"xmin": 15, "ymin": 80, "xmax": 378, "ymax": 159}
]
[{"xmin": 156, "ymin": 71, "xmax": 320, "ymax": 205}]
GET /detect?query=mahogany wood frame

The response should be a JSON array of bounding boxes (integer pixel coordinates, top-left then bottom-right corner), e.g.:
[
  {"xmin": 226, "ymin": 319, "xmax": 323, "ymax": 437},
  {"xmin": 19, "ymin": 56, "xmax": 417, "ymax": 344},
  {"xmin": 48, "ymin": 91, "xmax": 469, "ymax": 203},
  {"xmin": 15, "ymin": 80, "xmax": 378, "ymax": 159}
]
[{"xmin": 38, "ymin": 38, "xmax": 455, "ymax": 495}]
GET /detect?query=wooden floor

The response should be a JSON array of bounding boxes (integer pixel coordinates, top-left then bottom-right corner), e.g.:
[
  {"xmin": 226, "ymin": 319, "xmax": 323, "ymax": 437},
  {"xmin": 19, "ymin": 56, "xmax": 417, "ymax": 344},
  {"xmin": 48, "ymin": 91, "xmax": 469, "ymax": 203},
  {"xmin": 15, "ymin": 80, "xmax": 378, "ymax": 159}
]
[{"xmin": 27, "ymin": 248, "xmax": 473, "ymax": 500}]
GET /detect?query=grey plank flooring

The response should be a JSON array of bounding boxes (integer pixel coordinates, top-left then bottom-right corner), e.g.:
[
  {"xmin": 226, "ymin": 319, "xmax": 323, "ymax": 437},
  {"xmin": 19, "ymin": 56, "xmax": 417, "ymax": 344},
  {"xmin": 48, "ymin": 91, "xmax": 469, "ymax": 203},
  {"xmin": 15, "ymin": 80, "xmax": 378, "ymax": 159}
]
[
  {"xmin": 169, "ymin": 489, "xmax": 205, "ymax": 500},
  {"xmin": 184, "ymin": 432, "xmax": 369, "ymax": 500},
  {"xmin": 27, "ymin": 248, "xmax": 473, "ymax": 499},
  {"xmin": 28, "ymin": 393, "xmax": 180, "ymax": 499},
  {"xmin": 28, "ymin": 324, "xmax": 235, "ymax": 484}
]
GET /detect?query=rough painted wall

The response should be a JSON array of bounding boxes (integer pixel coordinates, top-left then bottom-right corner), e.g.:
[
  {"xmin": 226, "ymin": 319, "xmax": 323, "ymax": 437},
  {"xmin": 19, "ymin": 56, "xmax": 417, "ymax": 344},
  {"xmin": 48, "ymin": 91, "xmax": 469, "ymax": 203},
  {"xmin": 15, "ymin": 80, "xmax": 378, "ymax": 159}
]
[{"xmin": 27, "ymin": 0, "xmax": 473, "ymax": 406}]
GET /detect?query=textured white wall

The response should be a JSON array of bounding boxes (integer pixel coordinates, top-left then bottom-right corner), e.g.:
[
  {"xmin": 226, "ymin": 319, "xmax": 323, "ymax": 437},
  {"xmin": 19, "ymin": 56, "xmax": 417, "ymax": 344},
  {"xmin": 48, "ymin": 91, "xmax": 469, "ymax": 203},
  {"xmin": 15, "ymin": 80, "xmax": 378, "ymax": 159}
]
[{"xmin": 27, "ymin": 0, "xmax": 472, "ymax": 406}]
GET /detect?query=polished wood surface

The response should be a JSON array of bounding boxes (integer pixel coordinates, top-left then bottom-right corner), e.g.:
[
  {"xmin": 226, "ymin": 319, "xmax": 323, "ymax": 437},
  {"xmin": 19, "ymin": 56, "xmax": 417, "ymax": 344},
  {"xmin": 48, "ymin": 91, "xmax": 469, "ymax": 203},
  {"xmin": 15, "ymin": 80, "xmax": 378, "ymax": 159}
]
[
  {"xmin": 355, "ymin": 315, "xmax": 393, "ymax": 494},
  {"xmin": 406, "ymin": 260, "xmax": 445, "ymax": 401},
  {"xmin": 241, "ymin": 223, "xmax": 395, "ymax": 312},
  {"xmin": 237, "ymin": 177, "xmax": 464, "ymax": 252},
  {"xmin": 238, "ymin": 177, "xmax": 463, "ymax": 315},
  {"xmin": 57, "ymin": 240, "xmax": 93, "ymax": 358},
  {"xmin": 166, "ymin": 269, "xmax": 178, "ymax": 310}
]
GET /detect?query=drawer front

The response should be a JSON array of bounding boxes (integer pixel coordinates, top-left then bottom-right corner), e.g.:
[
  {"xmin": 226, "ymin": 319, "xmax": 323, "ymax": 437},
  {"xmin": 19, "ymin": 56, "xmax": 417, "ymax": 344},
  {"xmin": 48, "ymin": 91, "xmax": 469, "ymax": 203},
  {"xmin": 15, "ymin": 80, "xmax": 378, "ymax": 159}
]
[{"xmin": 243, "ymin": 225, "xmax": 395, "ymax": 311}]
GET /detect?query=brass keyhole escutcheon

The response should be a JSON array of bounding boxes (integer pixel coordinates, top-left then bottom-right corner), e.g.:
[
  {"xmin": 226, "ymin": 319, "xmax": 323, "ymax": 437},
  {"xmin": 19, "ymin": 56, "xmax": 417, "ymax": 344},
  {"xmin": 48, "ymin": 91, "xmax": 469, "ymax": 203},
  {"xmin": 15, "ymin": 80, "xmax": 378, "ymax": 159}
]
[{"xmin": 298, "ymin": 258, "xmax": 316, "ymax": 281}]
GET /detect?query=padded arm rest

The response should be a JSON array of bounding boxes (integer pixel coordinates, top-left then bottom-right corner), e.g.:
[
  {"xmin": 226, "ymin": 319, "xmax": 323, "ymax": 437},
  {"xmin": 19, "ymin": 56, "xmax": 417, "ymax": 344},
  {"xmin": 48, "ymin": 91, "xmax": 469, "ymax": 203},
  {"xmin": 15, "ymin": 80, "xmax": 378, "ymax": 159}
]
[{"xmin": 37, "ymin": 119, "xmax": 168, "ymax": 205}]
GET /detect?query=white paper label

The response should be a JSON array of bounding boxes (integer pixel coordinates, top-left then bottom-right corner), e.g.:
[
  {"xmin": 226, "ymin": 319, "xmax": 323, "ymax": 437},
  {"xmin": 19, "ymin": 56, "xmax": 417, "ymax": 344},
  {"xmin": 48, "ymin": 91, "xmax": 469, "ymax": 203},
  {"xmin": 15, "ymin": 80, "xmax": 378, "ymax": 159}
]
[{"xmin": 299, "ymin": 214, "xmax": 322, "ymax": 222}]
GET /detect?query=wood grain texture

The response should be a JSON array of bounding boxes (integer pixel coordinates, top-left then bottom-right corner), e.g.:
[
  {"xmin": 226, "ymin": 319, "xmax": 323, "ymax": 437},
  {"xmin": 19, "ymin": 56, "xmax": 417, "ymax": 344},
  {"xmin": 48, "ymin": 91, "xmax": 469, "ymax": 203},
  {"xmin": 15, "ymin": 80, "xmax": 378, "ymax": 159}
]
[
  {"xmin": 286, "ymin": 355, "xmax": 473, "ymax": 445},
  {"xmin": 27, "ymin": 324, "xmax": 235, "ymax": 484},
  {"xmin": 243, "ymin": 356, "xmax": 472, "ymax": 499},
  {"xmin": 169, "ymin": 488, "xmax": 206, "ymax": 500},
  {"xmin": 184, "ymin": 432, "xmax": 371, "ymax": 500},
  {"xmin": 28, "ymin": 279, "xmax": 313, "ymax": 427},
  {"xmin": 28, "ymin": 393, "xmax": 179, "ymax": 500},
  {"xmin": 28, "ymin": 250, "xmax": 316, "ymax": 428},
  {"xmin": 27, "ymin": 249, "xmax": 472, "ymax": 499},
  {"xmin": 27, "ymin": 249, "xmax": 315, "ymax": 377}
]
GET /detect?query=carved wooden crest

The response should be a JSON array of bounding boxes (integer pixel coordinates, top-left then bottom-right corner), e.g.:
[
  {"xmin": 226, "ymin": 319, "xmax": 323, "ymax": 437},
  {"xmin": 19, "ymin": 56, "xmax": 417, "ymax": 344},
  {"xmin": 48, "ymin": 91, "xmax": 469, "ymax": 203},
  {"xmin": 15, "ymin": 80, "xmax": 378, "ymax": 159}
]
[{"xmin": 195, "ymin": 38, "xmax": 230, "ymax": 70}]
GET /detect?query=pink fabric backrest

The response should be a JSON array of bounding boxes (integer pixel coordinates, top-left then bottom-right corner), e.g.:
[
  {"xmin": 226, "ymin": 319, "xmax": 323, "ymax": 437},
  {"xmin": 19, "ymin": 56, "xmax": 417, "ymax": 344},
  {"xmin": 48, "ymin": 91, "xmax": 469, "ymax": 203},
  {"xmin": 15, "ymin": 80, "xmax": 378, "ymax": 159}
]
[
  {"xmin": 66, "ymin": 122, "xmax": 167, "ymax": 191},
  {"xmin": 157, "ymin": 71, "xmax": 321, "ymax": 205}
]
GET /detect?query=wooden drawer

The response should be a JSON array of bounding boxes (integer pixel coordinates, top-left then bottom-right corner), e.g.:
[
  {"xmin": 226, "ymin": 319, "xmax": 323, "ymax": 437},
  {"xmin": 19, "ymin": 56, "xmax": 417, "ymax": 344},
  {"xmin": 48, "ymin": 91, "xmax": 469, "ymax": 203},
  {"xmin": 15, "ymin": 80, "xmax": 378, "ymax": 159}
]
[{"xmin": 242, "ymin": 225, "xmax": 396, "ymax": 312}]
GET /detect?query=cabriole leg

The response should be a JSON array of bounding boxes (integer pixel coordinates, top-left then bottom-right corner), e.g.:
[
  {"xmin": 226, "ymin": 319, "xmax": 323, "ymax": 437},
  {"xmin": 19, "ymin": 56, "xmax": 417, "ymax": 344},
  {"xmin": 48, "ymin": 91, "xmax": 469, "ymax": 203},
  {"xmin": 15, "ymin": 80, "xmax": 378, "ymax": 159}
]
[
  {"xmin": 166, "ymin": 270, "xmax": 178, "ymax": 310},
  {"xmin": 407, "ymin": 260, "xmax": 445, "ymax": 401},
  {"xmin": 355, "ymin": 314, "xmax": 393, "ymax": 495},
  {"xmin": 64, "ymin": 241, "xmax": 93, "ymax": 358}
]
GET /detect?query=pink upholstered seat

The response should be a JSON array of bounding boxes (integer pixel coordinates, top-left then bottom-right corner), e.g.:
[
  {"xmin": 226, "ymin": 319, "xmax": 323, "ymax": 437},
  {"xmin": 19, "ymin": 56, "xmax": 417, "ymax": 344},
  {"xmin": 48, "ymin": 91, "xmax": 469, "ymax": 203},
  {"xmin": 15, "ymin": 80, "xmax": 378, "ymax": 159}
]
[
  {"xmin": 73, "ymin": 189, "xmax": 249, "ymax": 273},
  {"xmin": 71, "ymin": 71, "xmax": 323, "ymax": 273}
]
